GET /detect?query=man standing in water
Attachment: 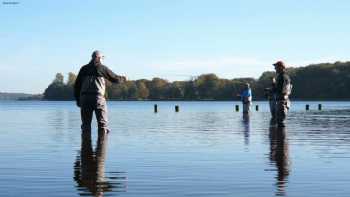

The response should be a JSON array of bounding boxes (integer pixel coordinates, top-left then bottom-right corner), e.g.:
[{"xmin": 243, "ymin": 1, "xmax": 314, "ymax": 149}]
[
  {"xmin": 74, "ymin": 50, "xmax": 126, "ymax": 134},
  {"xmin": 273, "ymin": 61, "xmax": 292, "ymax": 127},
  {"xmin": 238, "ymin": 83, "xmax": 252, "ymax": 114}
]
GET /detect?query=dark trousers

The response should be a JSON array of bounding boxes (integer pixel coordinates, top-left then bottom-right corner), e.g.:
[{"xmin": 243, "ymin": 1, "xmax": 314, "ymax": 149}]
[
  {"xmin": 80, "ymin": 95, "xmax": 108, "ymax": 132},
  {"xmin": 276, "ymin": 100, "xmax": 290, "ymax": 127},
  {"xmin": 243, "ymin": 102, "xmax": 252, "ymax": 114}
]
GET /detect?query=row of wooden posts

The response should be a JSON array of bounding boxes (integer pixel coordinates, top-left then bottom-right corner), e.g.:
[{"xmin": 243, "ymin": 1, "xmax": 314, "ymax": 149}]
[
  {"xmin": 305, "ymin": 104, "xmax": 322, "ymax": 111},
  {"xmin": 154, "ymin": 104, "xmax": 180, "ymax": 113},
  {"xmin": 153, "ymin": 104, "xmax": 323, "ymax": 112}
]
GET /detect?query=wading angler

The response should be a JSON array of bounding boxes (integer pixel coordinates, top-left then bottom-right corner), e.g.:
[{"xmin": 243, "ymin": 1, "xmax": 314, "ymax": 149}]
[{"xmin": 74, "ymin": 50, "xmax": 126, "ymax": 134}]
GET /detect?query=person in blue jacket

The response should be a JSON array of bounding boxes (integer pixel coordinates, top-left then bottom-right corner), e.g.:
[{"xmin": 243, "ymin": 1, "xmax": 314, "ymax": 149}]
[{"xmin": 238, "ymin": 83, "xmax": 252, "ymax": 114}]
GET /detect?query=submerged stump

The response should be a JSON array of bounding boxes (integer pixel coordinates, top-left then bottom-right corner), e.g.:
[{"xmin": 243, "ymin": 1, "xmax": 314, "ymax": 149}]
[
  {"xmin": 235, "ymin": 105, "xmax": 239, "ymax": 112},
  {"xmin": 154, "ymin": 104, "xmax": 158, "ymax": 113},
  {"xmin": 306, "ymin": 104, "xmax": 309, "ymax": 111}
]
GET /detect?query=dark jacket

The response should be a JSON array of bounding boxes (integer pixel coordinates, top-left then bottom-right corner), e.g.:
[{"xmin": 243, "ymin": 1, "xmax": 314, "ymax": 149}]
[
  {"xmin": 74, "ymin": 61, "xmax": 125, "ymax": 102},
  {"xmin": 274, "ymin": 71, "xmax": 292, "ymax": 100}
]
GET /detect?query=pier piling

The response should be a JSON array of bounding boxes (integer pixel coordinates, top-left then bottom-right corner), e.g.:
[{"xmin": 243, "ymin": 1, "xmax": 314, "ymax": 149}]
[{"xmin": 175, "ymin": 105, "xmax": 179, "ymax": 112}]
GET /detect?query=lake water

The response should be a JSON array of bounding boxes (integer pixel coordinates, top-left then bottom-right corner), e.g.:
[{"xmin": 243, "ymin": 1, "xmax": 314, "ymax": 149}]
[{"xmin": 1, "ymin": 101, "xmax": 350, "ymax": 197}]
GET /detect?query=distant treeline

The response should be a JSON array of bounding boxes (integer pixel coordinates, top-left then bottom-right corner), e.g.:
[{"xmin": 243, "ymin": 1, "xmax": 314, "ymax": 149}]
[
  {"xmin": 43, "ymin": 61, "xmax": 350, "ymax": 101},
  {"xmin": 0, "ymin": 92, "xmax": 42, "ymax": 100}
]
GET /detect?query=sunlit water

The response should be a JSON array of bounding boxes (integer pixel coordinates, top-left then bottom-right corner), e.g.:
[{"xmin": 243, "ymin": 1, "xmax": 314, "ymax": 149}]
[{"xmin": 1, "ymin": 101, "xmax": 350, "ymax": 197}]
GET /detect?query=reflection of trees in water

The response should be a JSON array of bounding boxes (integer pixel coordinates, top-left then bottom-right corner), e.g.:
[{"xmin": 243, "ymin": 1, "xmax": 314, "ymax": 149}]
[
  {"xmin": 74, "ymin": 132, "xmax": 127, "ymax": 196},
  {"xmin": 269, "ymin": 126, "xmax": 290, "ymax": 196}
]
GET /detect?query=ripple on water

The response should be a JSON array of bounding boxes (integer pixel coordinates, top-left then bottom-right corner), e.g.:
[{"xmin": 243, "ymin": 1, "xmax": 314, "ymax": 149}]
[{"xmin": 1, "ymin": 101, "xmax": 350, "ymax": 196}]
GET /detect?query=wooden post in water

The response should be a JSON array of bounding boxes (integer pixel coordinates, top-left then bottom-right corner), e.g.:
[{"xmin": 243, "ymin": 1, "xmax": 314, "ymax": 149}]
[
  {"xmin": 235, "ymin": 105, "xmax": 239, "ymax": 112},
  {"xmin": 318, "ymin": 104, "xmax": 322, "ymax": 110},
  {"xmin": 255, "ymin": 105, "xmax": 259, "ymax": 111},
  {"xmin": 154, "ymin": 104, "xmax": 158, "ymax": 113},
  {"xmin": 306, "ymin": 104, "xmax": 309, "ymax": 111},
  {"xmin": 175, "ymin": 105, "xmax": 179, "ymax": 112}
]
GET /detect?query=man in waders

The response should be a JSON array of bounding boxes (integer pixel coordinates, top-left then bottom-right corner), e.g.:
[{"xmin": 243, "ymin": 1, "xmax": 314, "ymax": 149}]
[
  {"xmin": 74, "ymin": 50, "xmax": 126, "ymax": 134},
  {"xmin": 273, "ymin": 61, "xmax": 292, "ymax": 127},
  {"xmin": 238, "ymin": 83, "xmax": 252, "ymax": 114}
]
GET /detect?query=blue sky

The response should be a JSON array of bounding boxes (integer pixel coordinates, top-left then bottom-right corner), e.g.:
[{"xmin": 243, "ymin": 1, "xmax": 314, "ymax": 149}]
[{"xmin": 1, "ymin": 0, "xmax": 350, "ymax": 93}]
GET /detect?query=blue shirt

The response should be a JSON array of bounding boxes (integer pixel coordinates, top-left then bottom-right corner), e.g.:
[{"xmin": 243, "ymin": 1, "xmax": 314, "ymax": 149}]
[{"xmin": 241, "ymin": 88, "xmax": 252, "ymax": 103}]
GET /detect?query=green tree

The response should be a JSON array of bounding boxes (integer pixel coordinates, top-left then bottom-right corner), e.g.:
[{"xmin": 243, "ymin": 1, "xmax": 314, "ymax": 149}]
[
  {"xmin": 136, "ymin": 80, "xmax": 149, "ymax": 99},
  {"xmin": 67, "ymin": 72, "xmax": 77, "ymax": 87},
  {"xmin": 195, "ymin": 74, "xmax": 220, "ymax": 99},
  {"xmin": 54, "ymin": 73, "xmax": 64, "ymax": 85},
  {"xmin": 44, "ymin": 73, "xmax": 68, "ymax": 100},
  {"xmin": 183, "ymin": 79, "xmax": 198, "ymax": 99},
  {"xmin": 148, "ymin": 78, "xmax": 169, "ymax": 99},
  {"xmin": 126, "ymin": 81, "xmax": 138, "ymax": 99},
  {"xmin": 168, "ymin": 81, "xmax": 184, "ymax": 99}
]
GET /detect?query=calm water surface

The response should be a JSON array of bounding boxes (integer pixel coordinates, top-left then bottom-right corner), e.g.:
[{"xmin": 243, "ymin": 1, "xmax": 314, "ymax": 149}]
[{"xmin": 1, "ymin": 101, "xmax": 350, "ymax": 196}]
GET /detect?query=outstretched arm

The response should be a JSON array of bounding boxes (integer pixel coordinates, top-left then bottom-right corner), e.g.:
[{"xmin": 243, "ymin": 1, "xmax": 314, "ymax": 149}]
[{"xmin": 101, "ymin": 65, "xmax": 126, "ymax": 84}]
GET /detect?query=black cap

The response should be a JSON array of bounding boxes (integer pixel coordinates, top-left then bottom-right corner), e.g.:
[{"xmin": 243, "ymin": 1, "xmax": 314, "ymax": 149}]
[{"xmin": 273, "ymin": 60, "xmax": 286, "ymax": 68}]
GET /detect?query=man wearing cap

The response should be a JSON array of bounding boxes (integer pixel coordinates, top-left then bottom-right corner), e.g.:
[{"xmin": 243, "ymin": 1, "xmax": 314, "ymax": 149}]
[
  {"xmin": 237, "ymin": 83, "xmax": 252, "ymax": 114},
  {"xmin": 74, "ymin": 50, "xmax": 126, "ymax": 134},
  {"xmin": 273, "ymin": 61, "xmax": 292, "ymax": 127}
]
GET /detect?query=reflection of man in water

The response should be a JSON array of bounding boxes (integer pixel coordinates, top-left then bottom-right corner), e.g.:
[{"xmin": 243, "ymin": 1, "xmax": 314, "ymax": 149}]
[
  {"xmin": 242, "ymin": 113, "xmax": 250, "ymax": 145},
  {"xmin": 269, "ymin": 126, "xmax": 290, "ymax": 196},
  {"xmin": 74, "ymin": 132, "xmax": 111, "ymax": 196}
]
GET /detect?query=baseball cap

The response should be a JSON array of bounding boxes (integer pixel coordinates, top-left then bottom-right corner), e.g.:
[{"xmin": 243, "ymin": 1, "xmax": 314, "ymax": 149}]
[{"xmin": 273, "ymin": 61, "xmax": 286, "ymax": 68}]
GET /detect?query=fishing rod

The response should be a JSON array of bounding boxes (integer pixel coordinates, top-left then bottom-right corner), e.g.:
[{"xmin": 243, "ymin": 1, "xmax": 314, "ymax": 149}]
[{"xmin": 121, "ymin": 73, "xmax": 199, "ymax": 81}]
